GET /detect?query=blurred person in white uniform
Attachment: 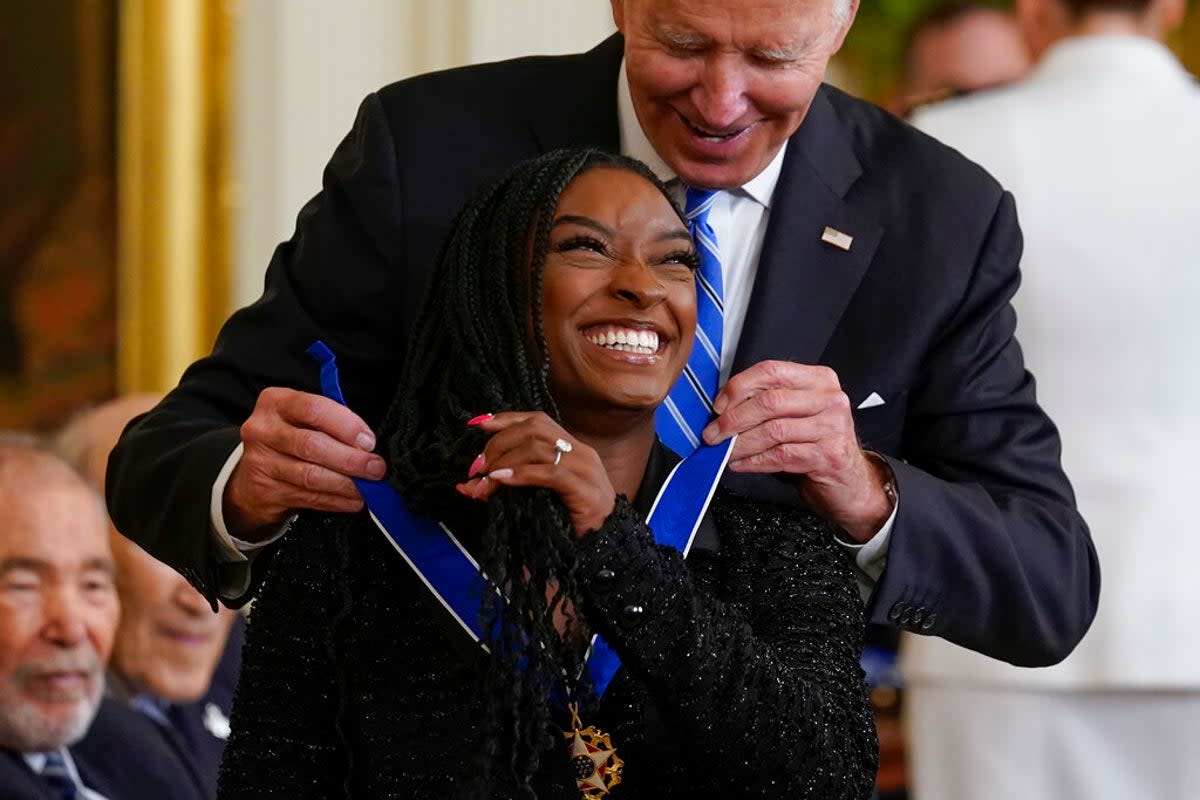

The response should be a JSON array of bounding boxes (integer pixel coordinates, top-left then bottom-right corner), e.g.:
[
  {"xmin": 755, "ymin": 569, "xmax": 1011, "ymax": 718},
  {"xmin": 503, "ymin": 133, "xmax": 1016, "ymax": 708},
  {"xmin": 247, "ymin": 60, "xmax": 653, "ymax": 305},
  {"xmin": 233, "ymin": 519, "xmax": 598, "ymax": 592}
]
[{"xmin": 903, "ymin": 1, "xmax": 1200, "ymax": 798}]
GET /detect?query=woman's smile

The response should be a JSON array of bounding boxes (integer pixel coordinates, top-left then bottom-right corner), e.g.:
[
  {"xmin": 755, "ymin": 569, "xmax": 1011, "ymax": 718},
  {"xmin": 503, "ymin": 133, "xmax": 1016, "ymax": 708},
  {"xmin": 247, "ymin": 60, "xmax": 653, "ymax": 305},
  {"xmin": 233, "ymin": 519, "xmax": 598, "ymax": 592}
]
[{"xmin": 580, "ymin": 321, "xmax": 667, "ymax": 359}]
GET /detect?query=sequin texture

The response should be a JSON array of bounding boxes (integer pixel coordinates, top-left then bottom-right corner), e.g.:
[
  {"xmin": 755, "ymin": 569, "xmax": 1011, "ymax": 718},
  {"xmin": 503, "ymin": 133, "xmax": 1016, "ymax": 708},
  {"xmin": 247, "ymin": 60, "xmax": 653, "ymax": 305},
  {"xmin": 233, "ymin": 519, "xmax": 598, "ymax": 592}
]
[{"xmin": 218, "ymin": 492, "xmax": 878, "ymax": 798}]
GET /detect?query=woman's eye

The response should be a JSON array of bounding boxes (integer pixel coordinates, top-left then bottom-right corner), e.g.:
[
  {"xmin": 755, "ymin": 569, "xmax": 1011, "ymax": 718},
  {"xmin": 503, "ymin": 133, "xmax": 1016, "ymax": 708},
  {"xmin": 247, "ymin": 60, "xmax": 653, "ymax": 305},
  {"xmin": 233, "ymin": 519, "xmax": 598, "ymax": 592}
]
[
  {"xmin": 554, "ymin": 235, "xmax": 608, "ymax": 255},
  {"xmin": 662, "ymin": 250, "xmax": 701, "ymax": 270}
]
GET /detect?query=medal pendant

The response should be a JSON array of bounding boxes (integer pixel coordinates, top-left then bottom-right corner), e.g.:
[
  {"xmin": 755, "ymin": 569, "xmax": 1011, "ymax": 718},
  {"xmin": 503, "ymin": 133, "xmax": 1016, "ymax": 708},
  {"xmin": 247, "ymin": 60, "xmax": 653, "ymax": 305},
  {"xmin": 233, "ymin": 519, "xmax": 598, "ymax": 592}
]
[{"xmin": 563, "ymin": 703, "xmax": 623, "ymax": 797}]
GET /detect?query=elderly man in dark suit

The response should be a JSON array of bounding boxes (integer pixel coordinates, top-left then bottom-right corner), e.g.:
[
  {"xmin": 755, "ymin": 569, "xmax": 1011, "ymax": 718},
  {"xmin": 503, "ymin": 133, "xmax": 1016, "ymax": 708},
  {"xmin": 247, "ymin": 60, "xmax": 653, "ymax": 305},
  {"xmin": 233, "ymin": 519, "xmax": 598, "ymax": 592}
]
[
  {"xmin": 56, "ymin": 397, "xmax": 243, "ymax": 799},
  {"xmin": 107, "ymin": 0, "xmax": 1099, "ymax": 670},
  {"xmin": 0, "ymin": 436, "xmax": 204, "ymax": 800}
]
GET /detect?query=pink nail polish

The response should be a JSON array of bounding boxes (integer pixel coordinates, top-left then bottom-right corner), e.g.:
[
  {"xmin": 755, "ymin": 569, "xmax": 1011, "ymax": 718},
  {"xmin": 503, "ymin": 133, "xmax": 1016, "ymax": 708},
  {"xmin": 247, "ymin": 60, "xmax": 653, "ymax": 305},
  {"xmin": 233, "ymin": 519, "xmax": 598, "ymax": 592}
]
[
  {"xmin": 467, "ymin": 413, "xmax": 494, "ymax": 427},
  {"xmin": 489, "ymin": 468, "xmax": 514, "ymax": 480},
  {"xmin": 468, "ymin": 454, "xmax": 485, "ymax": 477},
  {"xmin": 454, "ymin": 483, "xmax": 470, "ymax": 496}
]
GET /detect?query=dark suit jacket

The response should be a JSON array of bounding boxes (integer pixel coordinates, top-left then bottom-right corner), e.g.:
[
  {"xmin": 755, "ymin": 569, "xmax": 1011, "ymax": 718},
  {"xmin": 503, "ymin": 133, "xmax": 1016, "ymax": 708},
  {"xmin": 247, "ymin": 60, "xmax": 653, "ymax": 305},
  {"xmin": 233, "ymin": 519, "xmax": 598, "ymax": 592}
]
[
  {"xmin": 121, "ymin": 616, "xmax": 243, "ymax": 798},
  {"xmin": 106, "ymin": 35, "xmax": 1099, "ymax": 667},
  {"xmin": 0, "ymin": 699, "xmax": 207, "ymax": 799}
]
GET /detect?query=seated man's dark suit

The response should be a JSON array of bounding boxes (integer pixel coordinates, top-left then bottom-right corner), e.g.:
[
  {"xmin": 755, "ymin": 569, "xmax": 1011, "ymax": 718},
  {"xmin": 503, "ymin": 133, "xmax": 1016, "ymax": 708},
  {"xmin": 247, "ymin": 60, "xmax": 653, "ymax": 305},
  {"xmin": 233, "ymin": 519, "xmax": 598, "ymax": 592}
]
[
  {"xmin": 0, "ymin": 698, "xmax": 208, "ymax": 799},
  {"xmin": 106, "ymin": 35, "xmax": 1100, "ymax": 665},
  {"xmin": 120, "ymin": 616, "xmax": 243, "ymax": 798}
]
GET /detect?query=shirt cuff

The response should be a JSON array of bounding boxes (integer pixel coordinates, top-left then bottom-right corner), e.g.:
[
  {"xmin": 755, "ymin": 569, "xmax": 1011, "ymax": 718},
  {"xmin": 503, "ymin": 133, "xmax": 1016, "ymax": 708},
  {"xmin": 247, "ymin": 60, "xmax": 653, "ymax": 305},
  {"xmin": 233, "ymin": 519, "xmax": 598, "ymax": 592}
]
[
  {"xmin": 210, "ymin": 442, "xmax": 295, "ymax": 563},
  {"xmin": 834, "ymin": 498, "xmax": 897, "ymax": 603}
]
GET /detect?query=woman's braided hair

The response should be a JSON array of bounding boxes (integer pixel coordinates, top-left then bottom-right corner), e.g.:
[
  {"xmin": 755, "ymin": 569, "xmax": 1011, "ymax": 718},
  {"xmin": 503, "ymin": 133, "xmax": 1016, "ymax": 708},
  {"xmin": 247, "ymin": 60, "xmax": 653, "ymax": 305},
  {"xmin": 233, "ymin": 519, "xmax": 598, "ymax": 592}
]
[{"xmin": 375, "ymin": 147, "xmax": 681, "ymax": 795}]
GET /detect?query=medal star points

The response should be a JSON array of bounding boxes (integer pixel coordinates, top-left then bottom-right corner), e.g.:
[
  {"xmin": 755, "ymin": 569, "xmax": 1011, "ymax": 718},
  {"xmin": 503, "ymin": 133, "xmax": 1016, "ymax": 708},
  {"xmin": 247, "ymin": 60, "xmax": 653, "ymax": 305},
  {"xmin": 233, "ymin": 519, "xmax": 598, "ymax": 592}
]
[{"xmin": 564, "ymin": 719, "xmax": 623, "ymax": 797}]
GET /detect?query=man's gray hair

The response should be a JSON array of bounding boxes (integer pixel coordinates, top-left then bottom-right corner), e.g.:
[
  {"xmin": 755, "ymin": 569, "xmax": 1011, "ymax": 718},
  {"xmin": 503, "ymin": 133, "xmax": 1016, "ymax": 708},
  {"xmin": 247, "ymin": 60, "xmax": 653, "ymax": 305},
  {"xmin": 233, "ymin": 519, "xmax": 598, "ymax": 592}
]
[{"xmin": 832, "ymin": 0, "xmax": 854, "ymax": 26}]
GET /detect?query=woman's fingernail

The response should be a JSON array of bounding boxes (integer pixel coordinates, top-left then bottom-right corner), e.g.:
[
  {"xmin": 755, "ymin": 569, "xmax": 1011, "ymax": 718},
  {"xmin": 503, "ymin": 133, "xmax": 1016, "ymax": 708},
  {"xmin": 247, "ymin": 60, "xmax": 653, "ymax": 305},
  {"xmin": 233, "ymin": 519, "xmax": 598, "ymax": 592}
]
[
  {"xmin": 454, "ymin": 482, "xmax": 471, "ymax": 496},
  {"xmin": 470, "ymin": 477, "xmax": 489, "ymax": 500},
  {"xmin": 488, "ymin": 468, "xmax": 514, "ymax": 480},
  {"xmin": 468, "ymin": 454, "xmax": 485, "ymax": 477},
  {"xmin": 467, "ymin": 413, "xmax": 494, "ymax": 427}
]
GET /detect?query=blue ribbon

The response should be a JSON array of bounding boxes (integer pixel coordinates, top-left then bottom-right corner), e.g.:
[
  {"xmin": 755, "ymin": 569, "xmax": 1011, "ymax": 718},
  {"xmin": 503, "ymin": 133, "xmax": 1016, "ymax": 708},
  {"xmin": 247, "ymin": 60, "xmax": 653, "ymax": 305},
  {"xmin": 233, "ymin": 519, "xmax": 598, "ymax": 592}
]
[{"xmin": 307, "ymin": 341, "xmax": 732, "ymax": 698}]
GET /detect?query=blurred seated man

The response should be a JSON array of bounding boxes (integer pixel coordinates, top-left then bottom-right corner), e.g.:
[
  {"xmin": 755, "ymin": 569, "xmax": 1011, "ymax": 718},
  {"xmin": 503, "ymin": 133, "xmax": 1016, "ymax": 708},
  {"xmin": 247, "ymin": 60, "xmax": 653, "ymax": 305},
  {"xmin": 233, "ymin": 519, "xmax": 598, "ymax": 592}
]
[
  {"xmin": 56, "ymin": 396, "xmax": 242, "ymax": 799},
  {"xmin": 0, "ymin": 434, "xmax": 205, "ymax": 799},
  {"xmin": 893, "ymin": 1, "xmax": 1031, "ymax": 116}
]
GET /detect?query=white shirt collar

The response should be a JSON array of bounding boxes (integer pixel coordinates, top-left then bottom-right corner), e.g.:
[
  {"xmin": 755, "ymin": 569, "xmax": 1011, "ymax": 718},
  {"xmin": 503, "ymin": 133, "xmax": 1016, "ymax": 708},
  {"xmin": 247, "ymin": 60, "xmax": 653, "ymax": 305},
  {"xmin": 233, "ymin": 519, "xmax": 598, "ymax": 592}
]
[
  {"xmin": 616, "ymin": 58, "xmax": 787, "ymax": 209},
  {"xmin": 24, "ymin": 748, "xmax": 107, "ymax": 800},
  {"xmin": 23, "ymin": 751, "xmax": 48, "ymax": 773}
]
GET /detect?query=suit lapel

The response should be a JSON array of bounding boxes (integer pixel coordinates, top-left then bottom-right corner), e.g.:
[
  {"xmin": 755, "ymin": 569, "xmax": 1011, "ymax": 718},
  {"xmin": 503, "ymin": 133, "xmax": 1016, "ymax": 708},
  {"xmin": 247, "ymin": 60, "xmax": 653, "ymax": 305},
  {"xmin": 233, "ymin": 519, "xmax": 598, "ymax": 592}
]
[
  {"xmin": 732, "ymin": 88, "xmax": 883, "ymax": 374},
  {"xmin": 526, "ymin": 34, "xmax": 623, "ymax": 154},
  {"xmin": 0, "ymin": 750, "xmax": 47, "ymax": 799}
]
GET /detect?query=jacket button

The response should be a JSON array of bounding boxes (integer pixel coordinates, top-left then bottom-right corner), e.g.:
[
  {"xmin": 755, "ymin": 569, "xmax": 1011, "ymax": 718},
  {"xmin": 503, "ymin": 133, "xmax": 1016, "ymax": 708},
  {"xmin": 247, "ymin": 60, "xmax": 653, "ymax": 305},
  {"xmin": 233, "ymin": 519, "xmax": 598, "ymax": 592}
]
[
  {"xmin": 909, "ymin": 608, "xmax": 926, "ymax": 628},
  {"xmin": 887, "ymin": 602, "xmax": 908, "ymax": 622},
  {"xmin": 920, "ymin": 612, "xmax": 937, "ymax": 631}
]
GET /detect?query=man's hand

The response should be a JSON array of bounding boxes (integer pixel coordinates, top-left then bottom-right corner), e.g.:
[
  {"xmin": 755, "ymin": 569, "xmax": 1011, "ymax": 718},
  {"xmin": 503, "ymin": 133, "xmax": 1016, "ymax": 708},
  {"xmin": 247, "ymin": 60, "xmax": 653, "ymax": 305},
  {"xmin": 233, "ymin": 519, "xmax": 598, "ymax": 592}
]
[
  {"xmin": 701, "ymin": 360, "xmax": 893, "ymax": 543},
  {"xmin": 223, "ymin": 387, "xmax": 387, "ymax": 542}
]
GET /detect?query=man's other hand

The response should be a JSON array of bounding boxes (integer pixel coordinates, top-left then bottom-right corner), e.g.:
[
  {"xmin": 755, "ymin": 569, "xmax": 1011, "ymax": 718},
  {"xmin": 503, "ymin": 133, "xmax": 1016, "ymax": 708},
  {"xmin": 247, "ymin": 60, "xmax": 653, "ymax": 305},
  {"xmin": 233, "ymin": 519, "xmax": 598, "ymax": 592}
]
[{"xmin": 223, "ymin": 388, "xmax": 386, "ymax": 541}]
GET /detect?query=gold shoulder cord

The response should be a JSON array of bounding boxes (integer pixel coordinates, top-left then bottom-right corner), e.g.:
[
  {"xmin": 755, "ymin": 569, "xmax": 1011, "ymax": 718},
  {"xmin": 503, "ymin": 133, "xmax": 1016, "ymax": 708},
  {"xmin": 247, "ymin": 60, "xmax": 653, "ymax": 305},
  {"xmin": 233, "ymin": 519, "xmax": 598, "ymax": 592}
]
[{"xmin": 563, "ymin": 702, "xmax": 624, "ymax": 797}]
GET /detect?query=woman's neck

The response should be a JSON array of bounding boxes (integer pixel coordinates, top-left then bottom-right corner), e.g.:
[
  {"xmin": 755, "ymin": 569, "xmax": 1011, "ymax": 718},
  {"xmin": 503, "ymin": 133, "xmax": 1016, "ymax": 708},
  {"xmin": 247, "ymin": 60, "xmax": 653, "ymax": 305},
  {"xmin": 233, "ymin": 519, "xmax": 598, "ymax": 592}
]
[{"xmin": 564, "ymin": 415, "xmax": 658, "ymax": 501}]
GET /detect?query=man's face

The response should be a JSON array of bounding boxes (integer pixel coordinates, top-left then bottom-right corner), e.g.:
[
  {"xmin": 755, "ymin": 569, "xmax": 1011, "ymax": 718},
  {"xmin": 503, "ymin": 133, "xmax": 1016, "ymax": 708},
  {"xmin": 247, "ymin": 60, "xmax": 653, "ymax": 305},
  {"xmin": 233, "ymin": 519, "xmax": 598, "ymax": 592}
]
[
  {"xmin": 613, "ymin": 0, "xmax": 856, "ymax": 189},
  {"xmin": 108, "ymin": 534, "xmax": 235, "ymax": 703},
  {"xmin": 0, "ymin": 479, "xmax": 118, "ymax": 752}
]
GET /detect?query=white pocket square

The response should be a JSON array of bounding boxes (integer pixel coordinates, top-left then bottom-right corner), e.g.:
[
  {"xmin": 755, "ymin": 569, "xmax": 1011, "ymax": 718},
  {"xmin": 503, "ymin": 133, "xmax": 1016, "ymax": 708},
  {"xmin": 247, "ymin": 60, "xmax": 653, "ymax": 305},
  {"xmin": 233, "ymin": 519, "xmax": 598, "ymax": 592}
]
[{"xmin": 857, "ymin": 392, "xmax": 885, "ymax": 410}]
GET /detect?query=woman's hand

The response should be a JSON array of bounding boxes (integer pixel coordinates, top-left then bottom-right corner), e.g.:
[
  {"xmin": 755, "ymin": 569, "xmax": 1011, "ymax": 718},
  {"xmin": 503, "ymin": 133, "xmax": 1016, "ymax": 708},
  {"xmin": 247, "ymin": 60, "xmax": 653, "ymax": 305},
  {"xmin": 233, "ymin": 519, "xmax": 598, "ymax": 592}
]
[{"xmin": 455, "ymin": 412, "xmax": 615, "ymax": 537}]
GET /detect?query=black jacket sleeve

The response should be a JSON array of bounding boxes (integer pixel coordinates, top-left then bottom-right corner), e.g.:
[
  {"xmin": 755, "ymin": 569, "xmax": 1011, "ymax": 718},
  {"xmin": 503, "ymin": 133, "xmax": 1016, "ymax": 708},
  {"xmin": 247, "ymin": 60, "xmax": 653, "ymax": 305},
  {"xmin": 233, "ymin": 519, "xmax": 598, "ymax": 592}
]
[
  {"xmin": 870, "ymin": 192, "xmax": 1100, "ymax": 666},
  {"xmin": 105, "ymin": 92, "xmax": 410, "ymax": 609},
  {"xmin": 575, "ymin": 496, "xmax": 878, "ymax": 799}
]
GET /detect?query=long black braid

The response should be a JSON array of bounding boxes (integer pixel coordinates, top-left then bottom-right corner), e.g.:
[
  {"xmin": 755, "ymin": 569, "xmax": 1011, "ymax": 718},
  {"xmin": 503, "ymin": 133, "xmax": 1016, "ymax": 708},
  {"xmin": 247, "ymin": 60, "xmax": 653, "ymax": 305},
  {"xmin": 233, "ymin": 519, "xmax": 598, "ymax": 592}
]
[{"xmin": 371, "ymin": 148, "xmax": 681, "ymax": 796}]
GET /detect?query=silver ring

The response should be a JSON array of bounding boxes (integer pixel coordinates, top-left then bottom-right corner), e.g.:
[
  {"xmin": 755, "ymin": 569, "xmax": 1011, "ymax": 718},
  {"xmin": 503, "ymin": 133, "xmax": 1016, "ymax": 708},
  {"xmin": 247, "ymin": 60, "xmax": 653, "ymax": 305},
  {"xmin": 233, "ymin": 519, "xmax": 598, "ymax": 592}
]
[{"xmin": 553, "ymin": 438, "xmax": 573, "ymax": 466}]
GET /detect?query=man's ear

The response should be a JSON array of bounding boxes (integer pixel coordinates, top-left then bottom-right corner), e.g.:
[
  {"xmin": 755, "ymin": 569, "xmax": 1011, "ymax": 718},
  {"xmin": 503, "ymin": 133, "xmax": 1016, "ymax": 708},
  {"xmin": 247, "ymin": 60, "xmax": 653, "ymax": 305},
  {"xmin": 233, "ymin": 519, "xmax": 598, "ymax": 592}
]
[
  {"xmin": 1015, "ymin": 0, "xmax": 1062, "ymax": 59},
  {"xmin": 829, "ymin": 0, "xmax": 860, "ymax": 53},
  {"xmin": 610, "ymin": 0, "xmax": 625, "ymax": 33},
  {"xmin": 1156, "ymin": 0, "xmax": 1187, "ymax": 34}
]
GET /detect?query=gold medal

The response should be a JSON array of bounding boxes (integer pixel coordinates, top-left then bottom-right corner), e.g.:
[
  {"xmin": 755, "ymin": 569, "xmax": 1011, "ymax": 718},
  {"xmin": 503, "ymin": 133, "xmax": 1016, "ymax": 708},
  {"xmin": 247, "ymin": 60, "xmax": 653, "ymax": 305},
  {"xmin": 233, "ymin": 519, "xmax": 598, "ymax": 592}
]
[{"xmin": 563, "ymin": 703, "xmax": 623, "ymax": 797}]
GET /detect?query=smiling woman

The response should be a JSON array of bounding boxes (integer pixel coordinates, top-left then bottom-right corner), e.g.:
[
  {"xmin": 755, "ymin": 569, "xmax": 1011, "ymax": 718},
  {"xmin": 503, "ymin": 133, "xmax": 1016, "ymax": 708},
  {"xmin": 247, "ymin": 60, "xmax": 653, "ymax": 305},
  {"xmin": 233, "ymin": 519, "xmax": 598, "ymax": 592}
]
[{"xmin": 218, "ymin": 148, "xmax": 877, "ymax": 799}]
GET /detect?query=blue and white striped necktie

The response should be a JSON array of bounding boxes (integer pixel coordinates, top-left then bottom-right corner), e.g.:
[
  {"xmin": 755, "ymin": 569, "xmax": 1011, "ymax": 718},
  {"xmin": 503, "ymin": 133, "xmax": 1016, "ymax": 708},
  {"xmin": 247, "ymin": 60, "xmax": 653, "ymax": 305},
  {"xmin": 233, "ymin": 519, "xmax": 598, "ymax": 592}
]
[
  {"xmin": 657, "ymin": 187, "xmax": 723, "ymax": 456},
  {"xmin": 39, "ymin": 750, "xmax": 81, "ymax": 800}
]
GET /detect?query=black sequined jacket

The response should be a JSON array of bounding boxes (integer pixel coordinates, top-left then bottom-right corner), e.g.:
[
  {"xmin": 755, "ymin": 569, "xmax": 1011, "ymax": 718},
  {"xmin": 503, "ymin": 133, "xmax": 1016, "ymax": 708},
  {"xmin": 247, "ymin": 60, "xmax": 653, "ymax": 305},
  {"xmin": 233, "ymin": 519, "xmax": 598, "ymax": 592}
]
[{"xmin": 219, "ymin": 466, "xmax": 878, "ymax": 799}]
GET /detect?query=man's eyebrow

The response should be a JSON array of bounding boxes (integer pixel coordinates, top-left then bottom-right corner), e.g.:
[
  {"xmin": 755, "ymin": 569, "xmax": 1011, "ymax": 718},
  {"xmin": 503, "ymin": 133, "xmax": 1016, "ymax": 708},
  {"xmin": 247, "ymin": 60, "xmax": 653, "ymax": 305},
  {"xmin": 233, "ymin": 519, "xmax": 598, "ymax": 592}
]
[
  {"xmin": 552, "ymin": 215, "xmax": 614, "ymax": 238},
  {"xmin": 81, "ymin": 557, "xmax": 116, "ymax": 576},
  {"xmin": 750, "ymin": 43, "xmax": 803, "ymax": 62},
  {"xmin": 0, "ymin": 556, "xmax": 116, "ymax": 577},
  {"xmin": 0, "ymin": 557, "xmax": 50, "ymax": 576},
  {"xmin": 656, "ymin": 28, "xmax": 712, "ymax": 49}
]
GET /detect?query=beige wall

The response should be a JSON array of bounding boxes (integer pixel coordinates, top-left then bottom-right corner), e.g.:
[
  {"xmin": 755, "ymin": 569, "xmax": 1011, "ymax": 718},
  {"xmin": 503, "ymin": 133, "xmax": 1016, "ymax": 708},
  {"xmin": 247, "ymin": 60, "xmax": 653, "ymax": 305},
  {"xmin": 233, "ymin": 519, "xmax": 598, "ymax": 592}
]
[{"xmin": 231, "ymin": 0, "xmax": 615, "ymax": 308}]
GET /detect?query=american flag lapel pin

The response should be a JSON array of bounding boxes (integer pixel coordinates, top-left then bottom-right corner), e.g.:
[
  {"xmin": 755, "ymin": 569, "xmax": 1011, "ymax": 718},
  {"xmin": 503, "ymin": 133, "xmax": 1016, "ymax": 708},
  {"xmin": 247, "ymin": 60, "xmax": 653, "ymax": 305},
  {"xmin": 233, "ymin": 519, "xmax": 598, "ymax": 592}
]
[{"xmin": 821, "ymin": 226, "xmax": 854, "ymax": 251}]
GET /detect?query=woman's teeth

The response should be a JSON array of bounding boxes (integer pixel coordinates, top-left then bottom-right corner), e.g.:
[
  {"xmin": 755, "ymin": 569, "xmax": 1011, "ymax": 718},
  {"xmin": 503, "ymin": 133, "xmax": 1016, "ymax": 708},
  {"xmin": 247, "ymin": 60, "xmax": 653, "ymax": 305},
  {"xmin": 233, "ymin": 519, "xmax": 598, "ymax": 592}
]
[{"xmin": 586, "ymin": 328, "xmax": 659, "ymax": 355}]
